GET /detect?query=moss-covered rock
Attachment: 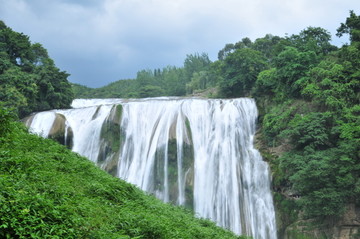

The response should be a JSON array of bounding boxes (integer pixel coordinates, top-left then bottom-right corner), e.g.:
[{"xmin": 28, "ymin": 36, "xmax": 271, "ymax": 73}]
[
  {"xmin": 97, "ymin": 104, "xmax": 123, "ymax": 176},
  {"xmin": 152, "ymin": 116, "xmax": 194, "ymax": 208}
]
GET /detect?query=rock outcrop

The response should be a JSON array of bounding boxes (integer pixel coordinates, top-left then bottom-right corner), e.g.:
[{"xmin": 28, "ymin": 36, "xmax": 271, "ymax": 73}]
[
  {"xmin": 48, "ymin": 113, "xmax": 73, "ymax": 148},
  {"xmin": 284, "ymin": 204, "xmax": 359, "ymax": 239}
]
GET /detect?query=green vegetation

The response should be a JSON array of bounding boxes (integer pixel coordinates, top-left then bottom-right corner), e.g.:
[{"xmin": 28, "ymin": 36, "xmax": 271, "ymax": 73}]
[
  {"xmin": 72, "ymin": 53, "xmax": 212, "ymax": 98},
  {"xmin": 1, "ymin": 10, "xmax": 360, "ymax": 238},
  {"xmin": 0, "ymin": 21, "xmax": 247, "ymax": 238},
  {"xmin": 72, "ymin": 11, "xmax": 360, "ymax": 229},
  {"xmin": 0, "ymin": 21, "xmax": 74, "ymax": 118},
  {"xmin": 211, "ymin": 11, "xmax": 360, "ymax": 229},
  {"xmin": 258, "ymin": 12, "xmax": 360, "ymax": 222},
  {"xmin": 0, "ymin": 107, "xmax": 246, "ymax": 239}
]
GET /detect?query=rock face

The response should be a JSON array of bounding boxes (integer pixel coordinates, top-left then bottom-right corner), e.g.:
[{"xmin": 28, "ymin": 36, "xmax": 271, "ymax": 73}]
[
  {"xmin": 333, "ymin": 204, "xmax": 360, "ymax": 239},
  {"xmin": 255, "ymin": 131, "xmax": 360, "ymax": 239},
  {"xmin": 48, "ymin": 113, "xmax": 73, "ymax": 148},
  {"xmin": 97, "ymin": 104, "xmax": 123, "ymax": 176},
  {"xmin": 283, "ymin": 204, "xmax": 360, "ymax": 239},
  {"xmin": 25, "ymin": 112, "xmax": 73, "ymax": 148}
]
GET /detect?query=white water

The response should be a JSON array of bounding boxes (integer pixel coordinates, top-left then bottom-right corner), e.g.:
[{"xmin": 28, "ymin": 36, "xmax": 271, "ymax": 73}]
[
  {"xmin": 27, "ymin": 98, "xmax": 277, "ymax": 239},
  {"xmin": 28, "ymin": 111, "xmax": 56, "ymax": 137}
]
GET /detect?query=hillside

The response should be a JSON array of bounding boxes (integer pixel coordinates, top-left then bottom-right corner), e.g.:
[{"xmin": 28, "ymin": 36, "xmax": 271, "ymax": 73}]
[{"xmin": 0, "ymin": 108, "xmax": 245, "ymax": 239}]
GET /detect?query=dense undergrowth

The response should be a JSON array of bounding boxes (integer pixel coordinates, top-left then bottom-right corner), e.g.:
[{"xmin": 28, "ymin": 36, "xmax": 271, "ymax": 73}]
[{"xmin": 0, "ymin": 107, "xmax": 246, "ymax": 239}]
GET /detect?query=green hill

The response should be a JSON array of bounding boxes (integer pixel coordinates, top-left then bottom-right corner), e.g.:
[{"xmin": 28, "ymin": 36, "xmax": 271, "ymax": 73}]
[{"xmin": 0, "ymin": 108, "xmax": 245, "ymax": 239}]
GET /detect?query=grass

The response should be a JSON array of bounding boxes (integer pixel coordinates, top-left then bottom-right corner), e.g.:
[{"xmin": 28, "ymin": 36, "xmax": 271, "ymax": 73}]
[{"xmin": 0, "ymin": 113, "xmax": 247, "ymax": 239}]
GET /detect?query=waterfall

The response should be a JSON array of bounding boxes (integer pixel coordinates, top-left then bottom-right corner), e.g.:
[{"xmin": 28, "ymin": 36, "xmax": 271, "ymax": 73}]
[{"xmin": 26, "ymin": 98, "xmax": 277, "ymax": 239}]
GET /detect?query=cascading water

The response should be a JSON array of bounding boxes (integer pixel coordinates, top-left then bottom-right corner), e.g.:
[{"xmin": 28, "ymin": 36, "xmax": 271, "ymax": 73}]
[{"xmin": 26, "ymin": 98, "xmax": 277, "ymax": 239}]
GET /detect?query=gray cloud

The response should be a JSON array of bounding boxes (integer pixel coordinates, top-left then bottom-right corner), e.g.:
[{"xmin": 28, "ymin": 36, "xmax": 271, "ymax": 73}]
[{"xmin": 0, "ymin": 0, "xmax": 358, "ymax": 87}]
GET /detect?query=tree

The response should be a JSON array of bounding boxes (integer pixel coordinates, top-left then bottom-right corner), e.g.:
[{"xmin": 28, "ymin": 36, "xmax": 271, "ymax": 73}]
[
  {"xmin": 273, "ymin": 46, "xmax": 317, "ymax": 98},
  {"xmin": 337, "ymin": 10, "xmax": 360, "ymax": 45},
  {"xmin": 34, "ymin": 58, "xmax": 73, "ymax": 110},
  {"xmin": 299, "ymin": 59, "xmax": 358, "ymax": 109},
  {"xmin": 162, "ymin": 66, "xmax": 186, "ymax": 96},
  {"xmin": 253, "ymin": 68, "xmax": 277, "ymax": 97},
  {"xmin": 186, "ymin": 71, "xmax": 209, "ymax": 94},
  {"xmin": 183, "ymin": 53, "xmax": 211, "ymax": 82},
  {"xmin": 0, "ymin": 51, "xmax": 11, "ymax": 73},
  {"xmin": 218, "ymin": 43, "xmax": 235, "ymax": 60},
  {"xmin": 0, "ymin": 66, "xmax": 38, "ymax": 116},
  {"xmin": 218, "ymin": 48, "xmax": 268, "ymax": 97},
  {"xmin": 288, "ymin": 27, "xmax": 337, "ymax": 55},
  {"xmin": 0, "ymin": 21, "xmax": 74, "ymax": 117},
  {"xmin": 253, "ymin": 34, "xmax": 283, "ymax": 61},
  {"xmin": 0, "ymin": 26, "xmax": 32, "ymax": 67}
]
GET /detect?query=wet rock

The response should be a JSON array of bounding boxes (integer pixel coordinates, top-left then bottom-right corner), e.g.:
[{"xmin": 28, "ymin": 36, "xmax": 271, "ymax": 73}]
[{"xmin": 48, "ymin": 113, "xmax": 73, "ymax": 148}]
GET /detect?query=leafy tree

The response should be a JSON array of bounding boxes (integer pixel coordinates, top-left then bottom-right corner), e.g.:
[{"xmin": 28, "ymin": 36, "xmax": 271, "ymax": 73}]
[
  {"xmin": 0, "ymin": 66, "xmax": 37, "ymax": 116},
  {"xmin": 337, "ymin": 10, "xmax": 360, "ymax": 45},
  {"xmin": 0, "ymin": 51, "xmax": 11, "ymax": 73},
  {"xmin": 288, "ymin": 27, "xmax": 337, "ymax": 55},
  {"xmin": 250, "ymin": 13, "xmax": 360, "ymax": 224},
  {"xmin": 186, "ymin": 71, "xmax": 209, "ymax": 94},
  {"xmin": 253, "ymin": 68, "xmax": 277, "ymax": 97},
  {"xmin": 218, "ymin": 43, "xmax": 235, "ymax": 60},
  {"xmin": 0, "ymin": 27, "xmax": 32, "ymax": 67},
  {"xmin": 161, "ymin": 66, "xmax": 186, "ymax": 96},
  {"xmin": 281, "ymin": 112, "xmax": 334, "ymax": 150},
  {"xmin": 253, "ymin": 34, "xmax": 283, "ymax": 61},
  {"xmin": 183, "ymin": 53, "xmax": 211, "ymax": 82},
  {"xmin": 0, "ymin": 22, "xmax": 74, "ymax": 117},
  {"xmin": 299, "ymin": 59, "xmax": 358, "ymax": 109},
  {"xmin": 273, "ymin": 46, "xmax": 317, "ymax": 98},
  {"xmin": 219, "ymin": 48, "xmax": 268, "ymax": 97},
  {"xmin": 218, "ymin": 38, "xmax": 255, "ymax": 61}
]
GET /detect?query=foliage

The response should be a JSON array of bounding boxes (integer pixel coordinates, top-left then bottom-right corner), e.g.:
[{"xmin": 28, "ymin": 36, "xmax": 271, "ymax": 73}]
[
  {"xmin": 204, "ymin": 11, "xmax": 360, "ymax": 223},
  {"xmin": 0, "ymin": 106, "xmax": 246, "ymax": 239},
  {"xmin": 256, "ymin": 11, "xmax": 360, "ymax": 221},
  {"xmin": 336, "ymin": 10, "xmax": 360, "ymax": 45},
  {"xmin": 287, "ymin": 27, "xmax": 337, "ymax": 55},
  {"xmin": 0, "ymin": 21, "xmax": 74, "ymax": 117},
  {"xmin": 218, "ymin": 48, "xmax": 268, "ymax": 97}
]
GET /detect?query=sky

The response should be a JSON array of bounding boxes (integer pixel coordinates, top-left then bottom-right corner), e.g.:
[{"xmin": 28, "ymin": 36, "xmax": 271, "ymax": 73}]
[{"xmin": 0, "ymin": 0, "xmax": 359, "ymax": 88}]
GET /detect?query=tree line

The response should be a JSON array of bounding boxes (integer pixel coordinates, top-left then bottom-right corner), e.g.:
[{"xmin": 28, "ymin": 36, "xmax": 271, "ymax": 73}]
[{"xmin": 72, "ymin": 52, "xmax": 212, "ymax": 98}]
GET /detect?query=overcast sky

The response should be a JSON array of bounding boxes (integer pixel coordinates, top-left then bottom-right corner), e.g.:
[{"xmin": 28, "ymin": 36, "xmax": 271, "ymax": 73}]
[{"xmin": 0, "ymin": 0, "xmax": 358, "ymax": 88}]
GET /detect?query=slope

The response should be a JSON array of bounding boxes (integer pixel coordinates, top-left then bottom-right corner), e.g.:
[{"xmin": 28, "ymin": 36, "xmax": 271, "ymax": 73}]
[{"xmin": 0, "ymin": 107, "xmax": 245, "ymax": 239}]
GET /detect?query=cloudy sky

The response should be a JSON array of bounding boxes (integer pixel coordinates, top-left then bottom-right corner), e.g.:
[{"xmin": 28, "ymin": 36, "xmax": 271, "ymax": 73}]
[{"xmin": 0, "ymin": 0, "xmax": 358, "ymax": 87}]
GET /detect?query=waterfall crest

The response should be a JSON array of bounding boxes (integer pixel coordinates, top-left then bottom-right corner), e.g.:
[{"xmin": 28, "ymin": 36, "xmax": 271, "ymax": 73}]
[{"xmin": 26, "ymin": 98, "xmax": 277, "ymax": 239}]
